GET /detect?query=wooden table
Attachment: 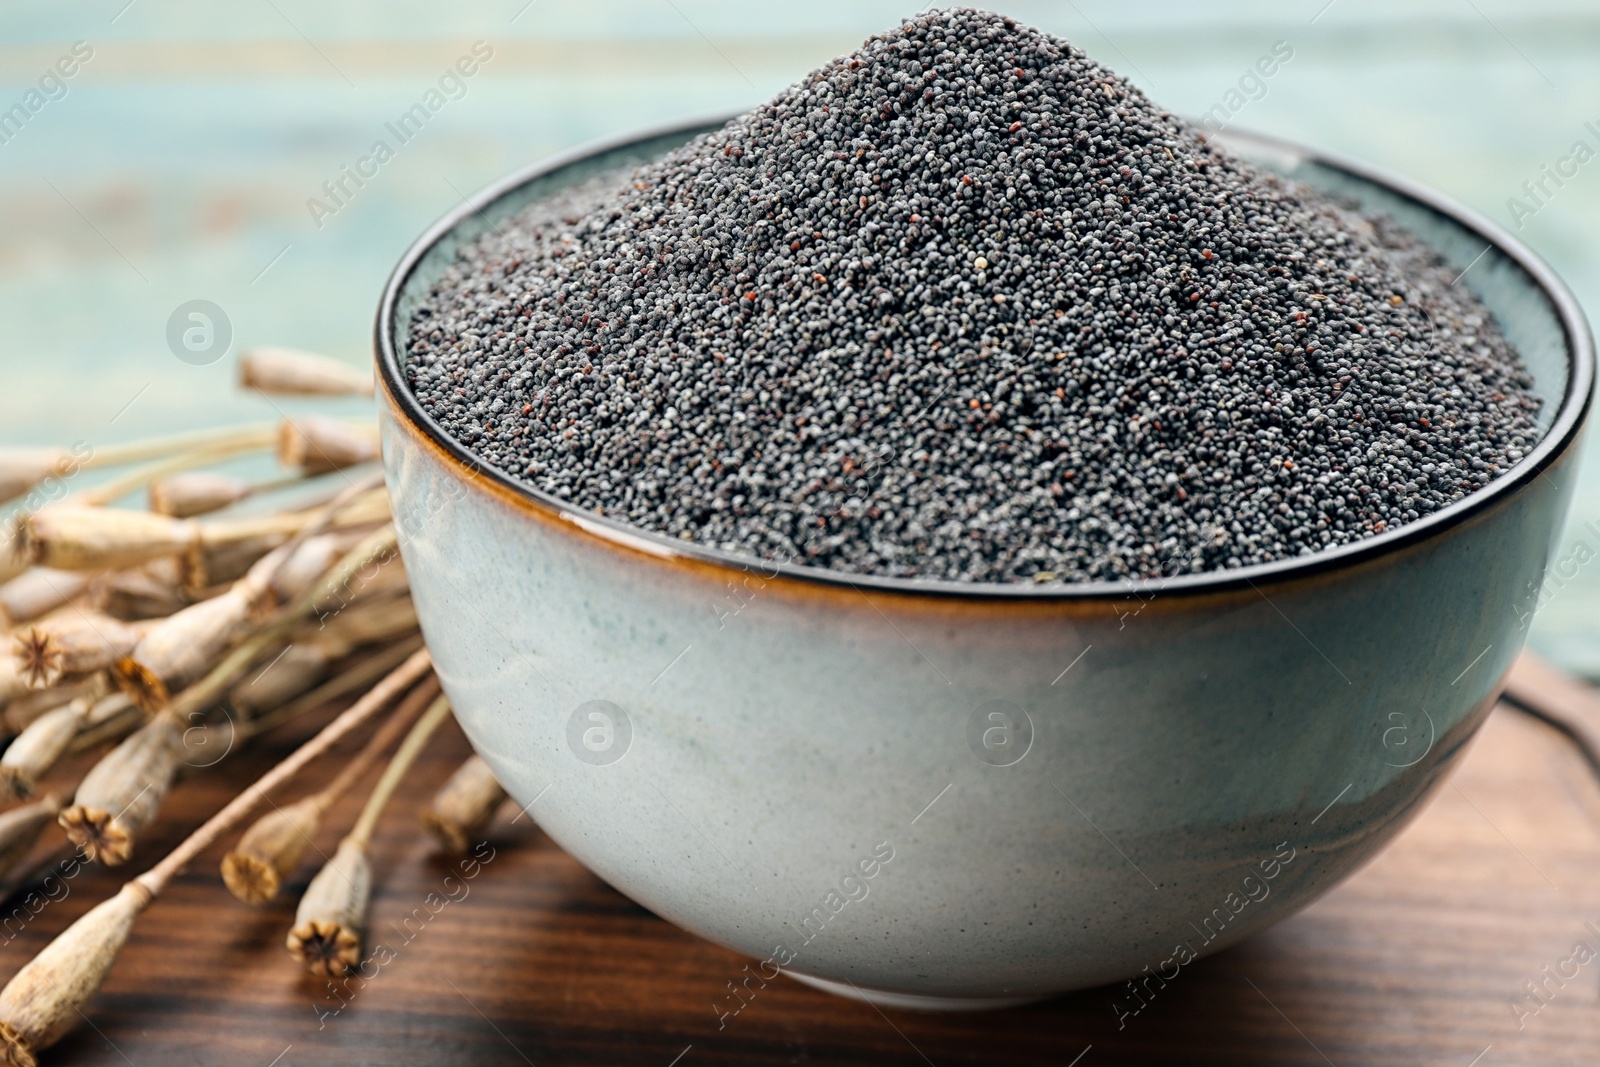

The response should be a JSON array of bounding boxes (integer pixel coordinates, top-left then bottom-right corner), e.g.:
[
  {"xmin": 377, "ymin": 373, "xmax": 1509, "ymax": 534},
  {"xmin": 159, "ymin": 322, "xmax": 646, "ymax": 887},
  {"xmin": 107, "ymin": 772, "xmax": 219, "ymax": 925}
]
[{"xmin": 7, "ymin": 697, "xmax": 1599, "ymax": 1067}]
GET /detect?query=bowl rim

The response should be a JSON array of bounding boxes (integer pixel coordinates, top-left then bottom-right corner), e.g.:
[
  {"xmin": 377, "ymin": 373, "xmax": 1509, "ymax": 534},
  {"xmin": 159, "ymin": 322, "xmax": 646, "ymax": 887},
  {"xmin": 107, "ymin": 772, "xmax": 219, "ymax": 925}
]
[{"xmin": 374, "ymin": 113, "xmax": 1595, "ymax": 603}]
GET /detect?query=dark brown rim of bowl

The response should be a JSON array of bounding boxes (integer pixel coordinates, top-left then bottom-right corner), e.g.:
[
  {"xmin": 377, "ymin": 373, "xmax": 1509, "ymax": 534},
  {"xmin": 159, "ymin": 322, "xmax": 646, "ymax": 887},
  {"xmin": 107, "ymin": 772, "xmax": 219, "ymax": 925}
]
[{"xmin": 375, "ymin": 113, "xmax": 1595, "ymax": 603}]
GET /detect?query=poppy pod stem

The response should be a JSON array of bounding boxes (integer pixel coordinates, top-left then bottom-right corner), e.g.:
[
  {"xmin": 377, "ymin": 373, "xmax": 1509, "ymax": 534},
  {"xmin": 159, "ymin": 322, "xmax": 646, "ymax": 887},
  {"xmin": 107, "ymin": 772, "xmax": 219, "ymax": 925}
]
[
  {"xmin": 287, "ymin": 692, "xmax": 452, "ymax": 976},
  {"xmin": 136, "ymin": 648, "xmax": 434, "ymax": 898},
  {"xmin": 222, "ymin": 674, "xmax": 440, "ymax": 904},
  {"xmin": 2, "ymin": 422, "xmax": 281, "ymax": 508},
  {"xmin": 74, "ymin": 431, "xmax": 280, "ymax": 509}
]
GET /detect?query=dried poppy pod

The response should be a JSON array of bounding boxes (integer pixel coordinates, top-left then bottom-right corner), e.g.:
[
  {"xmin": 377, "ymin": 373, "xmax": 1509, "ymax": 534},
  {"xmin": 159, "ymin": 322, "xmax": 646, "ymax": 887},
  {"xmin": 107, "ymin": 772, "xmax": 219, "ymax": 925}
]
[
  {"xmin": 240, "ymin": 347, "xmax": 373, "ymax": 397},
  {"xmin": 285, "ymin": 836, "xmax": 371, "ymax": 977},
  {"xmin": 266, "ymin": 531, "xmax": 364, "ymax": 604},
  {"xmin": 179, "ymin": 490, "xmax": 390, "ymax": 591},
  {"xmin": 180, "ymin": 529, "xmax": 288, "ymax": 591},
  {"xmin": 422, "ymin": 755, "xmax": 508, "ymax": 854},
  {"xmin": 229, "ymin": 642, "xmax": 338, "ymax": 718},
  {"xmin": 221, "ymin": 795, "xmax": 323, "ymax": 905},
  {"xmin": 1, "ymin": 672, "xmax": 108, "ymax": 737},
  {"xmin": 276, "ymin": 417, "xmax": 379, "ymax": 476},
  {"xmin": 0, "ymin": 697, "xmax": 95, "ymax": 800},
  {"xmin": 0, "ymin": 658, "xmax": 27, "ymax": 716},
  {"xmin": 3, "ymin": 693, "xmax": 133, "ymax": 800},
  {"xmin": 147, "ymin": 471, "xmax": 252, "ymax": 518},
  {"xmin": 16, "ymin": 507, "xmax": 199, "ymax": 573},
  {"xmin": 0, "ymin": 544, "xmax": 28, "ymax": 588},
  {"xmin": 89, "ymin": 564, "xmax": 191, "ymax": 621},
  {"xmin": 298, "ymin": 595, "xmax": 417, "ymax": 654},
  {"xmin": 0, "ymin": 880, "xmax": 152, "ymax": 1066},
  {"xmin": 0, "ymin": 794, "xmax": 63, "ymax": 882},
  {"xmin": 59, "ymin": 713, "xmax": 184, "ymax": 865},
  {"xmin": 0, "ymin": 569, "xmax": 91, "ymax": 629},
  {"xmin": 112, "ymin": 586, "xmax": 260, "ymax": 712},
  {"xmin": 13, "ymin": 611, "xmax": 143, "ymax": 689},
  {"xmin": 227, "ymin": 598, "xmax": 415, "ymax": 719},
  {"xmin": 0, "ymin": 448, "xmax": 74, "ymax": 508}
]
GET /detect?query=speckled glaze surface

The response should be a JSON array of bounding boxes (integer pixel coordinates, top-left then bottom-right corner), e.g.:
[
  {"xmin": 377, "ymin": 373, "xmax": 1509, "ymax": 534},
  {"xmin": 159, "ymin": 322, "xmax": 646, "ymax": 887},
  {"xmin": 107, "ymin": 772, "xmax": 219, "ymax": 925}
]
[{"xmin": 375, "ymin": 119, "xmax": 1593, "ymax": 1005}]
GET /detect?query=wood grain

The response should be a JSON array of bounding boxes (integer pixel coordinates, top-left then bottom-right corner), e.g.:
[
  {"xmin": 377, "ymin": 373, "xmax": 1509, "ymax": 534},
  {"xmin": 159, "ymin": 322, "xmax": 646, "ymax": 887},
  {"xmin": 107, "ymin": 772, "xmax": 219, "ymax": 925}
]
[{"xmin": 3, "ymin": 695, "xmax": 1598, "ymax": 1067}]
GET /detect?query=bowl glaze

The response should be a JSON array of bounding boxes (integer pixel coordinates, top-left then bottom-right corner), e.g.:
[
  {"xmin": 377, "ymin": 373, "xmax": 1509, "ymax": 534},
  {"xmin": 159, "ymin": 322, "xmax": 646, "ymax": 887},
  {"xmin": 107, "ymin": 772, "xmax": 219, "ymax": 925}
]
[{"xmin": 375, "ymin": 118, "xmax": 1593, "ymax": 1007}]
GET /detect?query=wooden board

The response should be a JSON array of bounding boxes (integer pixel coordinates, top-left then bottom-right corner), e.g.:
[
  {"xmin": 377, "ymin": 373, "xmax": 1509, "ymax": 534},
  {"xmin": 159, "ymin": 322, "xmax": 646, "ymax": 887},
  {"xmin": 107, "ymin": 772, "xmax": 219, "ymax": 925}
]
[{"xmin": 5, "ymin": 698, "xmax": 1599, "ymax": 1067}]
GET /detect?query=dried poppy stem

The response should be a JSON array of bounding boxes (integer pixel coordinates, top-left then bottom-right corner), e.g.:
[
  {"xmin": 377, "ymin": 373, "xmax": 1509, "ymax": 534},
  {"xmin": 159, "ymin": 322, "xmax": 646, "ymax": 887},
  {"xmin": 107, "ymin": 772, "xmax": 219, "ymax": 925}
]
[
  {"xmin": 74, "ymin": 432, "xmax": 280, "ymax": 509},
  {"xmin": 2, "ymin": 424, "xmax": 281, "ymax": 507},
  {"xmin": 83, "ymin": 424, "xmax": 281, "ymax": 470},
  {"xmin": 0, "ymin": 650, "xmax": 432, "ymax": 1066},
  {"xmin": 13, "ymin": 611, "xmax": 143, "ymax": 690},
  {"xmin": 239, "ymin": 347, "xmax": 374, "ymax": 397},
  {"xmin": 223, "ymin": 674, "xmax": 440, "ymax": 904},
  {"xmin": 4, "ymin": 423, "xmax": 277, "ymax": 510},
  {"xmin": 422, "ymin": 754, "xmax": 508, "ymax": 854},
  {"xmin": 288, "ymin": 693, "xmax": 452, "ymax": 976}
]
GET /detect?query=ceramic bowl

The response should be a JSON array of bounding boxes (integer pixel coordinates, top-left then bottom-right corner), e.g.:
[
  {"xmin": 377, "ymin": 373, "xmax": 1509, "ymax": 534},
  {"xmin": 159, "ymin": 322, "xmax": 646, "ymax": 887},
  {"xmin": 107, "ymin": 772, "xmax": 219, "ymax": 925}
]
[{"xmin": 375, "ymin": 117, "xmax": 1593, "ymax": 1008}]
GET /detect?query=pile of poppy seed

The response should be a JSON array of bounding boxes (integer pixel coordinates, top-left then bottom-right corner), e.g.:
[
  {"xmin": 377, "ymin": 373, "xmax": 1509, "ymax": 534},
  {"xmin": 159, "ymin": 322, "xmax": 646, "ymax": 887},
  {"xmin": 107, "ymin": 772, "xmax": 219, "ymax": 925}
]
[{"xmin": 405, "ymin": 8, "xmax": 1542, "ymax": 583}]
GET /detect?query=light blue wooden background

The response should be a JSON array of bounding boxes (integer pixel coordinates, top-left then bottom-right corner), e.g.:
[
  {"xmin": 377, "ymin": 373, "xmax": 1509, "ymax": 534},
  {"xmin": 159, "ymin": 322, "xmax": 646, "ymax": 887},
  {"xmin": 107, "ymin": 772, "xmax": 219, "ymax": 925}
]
[{"xmin": 2, "ymin": 0, "xmax": 1597, "ymax": 671}]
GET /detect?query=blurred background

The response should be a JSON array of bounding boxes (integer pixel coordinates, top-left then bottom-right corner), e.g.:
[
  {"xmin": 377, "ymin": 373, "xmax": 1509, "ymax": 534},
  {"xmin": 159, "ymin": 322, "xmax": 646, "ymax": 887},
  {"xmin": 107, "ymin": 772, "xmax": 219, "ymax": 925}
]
[{"xmin": 2, "ymin": 0, "xmax": 1597, "ymax": 669}]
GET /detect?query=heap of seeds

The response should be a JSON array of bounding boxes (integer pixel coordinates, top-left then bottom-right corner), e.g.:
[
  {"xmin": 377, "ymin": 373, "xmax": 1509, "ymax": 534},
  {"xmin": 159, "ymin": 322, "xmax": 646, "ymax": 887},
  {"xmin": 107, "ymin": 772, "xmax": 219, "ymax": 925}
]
[{"xmin": 404, "ymin": 8, "xmax": 1541, "ymax": 583}]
